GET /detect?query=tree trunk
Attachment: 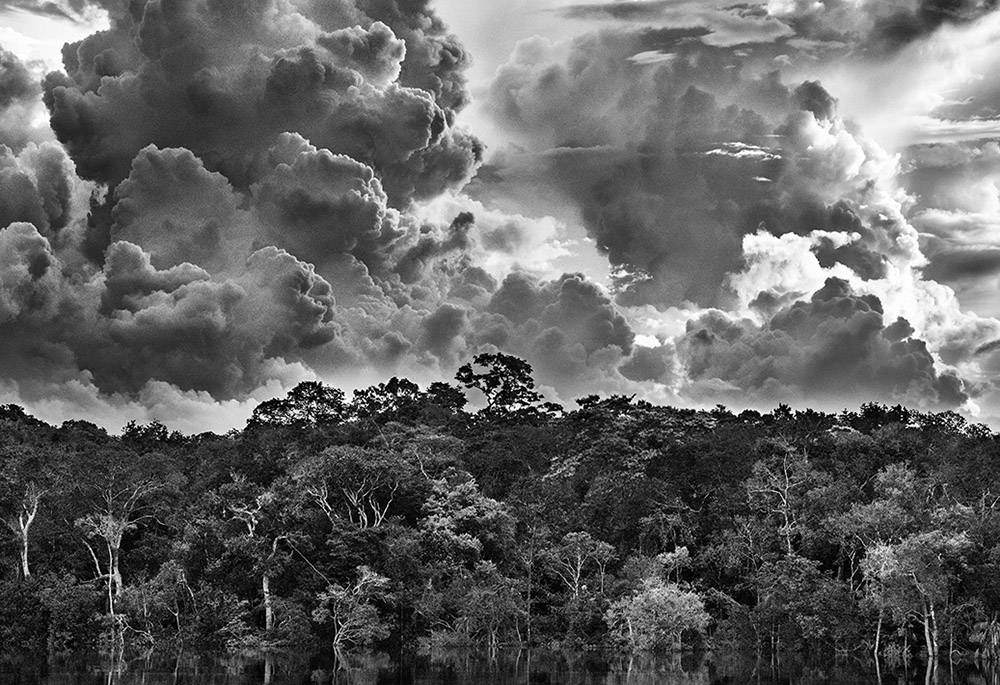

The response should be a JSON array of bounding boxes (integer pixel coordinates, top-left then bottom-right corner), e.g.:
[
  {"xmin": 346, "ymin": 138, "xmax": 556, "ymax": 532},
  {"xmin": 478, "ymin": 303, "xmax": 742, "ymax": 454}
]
[
  {"xmin": 875, "ymin": 608, "xmax": 883, "ymax": 660},
  {"xmin": 928, "ymin": 601, "xmax": 939, "ymax": 661},
  {"xmin": 263, "ymin": 572, "xmax": 274, "ymax": 632},
  {"xmin": 111, "ymin": 544, "xmax": 123, "ymax": 597},
  {"xmin": 18, "ymin": 493, "xmax": 38, "ymax": 579},
  {"xmin": 106, "ymin": 543, "xmax": 117, "ymax": 620},
  {"xmin": 923, "ymin": 602, "xmax": 935, "ymax": 661},
  {"xmin": 525, "ymin": 549, "xmax": 533, "ymax": 645},
  {"xmin": 20, "ymin": 529, "xmax": 30, "ymax": 579}
]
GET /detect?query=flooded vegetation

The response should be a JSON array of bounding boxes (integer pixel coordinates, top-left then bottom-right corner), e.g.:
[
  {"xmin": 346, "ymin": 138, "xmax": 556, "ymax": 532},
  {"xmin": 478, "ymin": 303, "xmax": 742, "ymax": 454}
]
[{"xmin": 4, "ymin": 649, "xmax": 1000, "ymax": 685}]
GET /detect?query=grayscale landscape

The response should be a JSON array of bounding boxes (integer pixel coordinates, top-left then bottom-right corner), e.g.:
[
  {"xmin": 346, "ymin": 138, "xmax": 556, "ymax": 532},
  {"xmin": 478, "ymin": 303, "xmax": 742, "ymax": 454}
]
[{"xmin": 2, "ymin": 0, "xmax": 1000, "ymax": 682}]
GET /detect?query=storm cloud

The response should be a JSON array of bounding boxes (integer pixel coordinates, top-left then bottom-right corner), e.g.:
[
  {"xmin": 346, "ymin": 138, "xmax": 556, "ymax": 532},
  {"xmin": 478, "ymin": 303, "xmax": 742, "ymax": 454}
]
[
  {"xmin": 477, "ymin": 33, "xmax": 900, "ymax": 308},
  {"xmin": 42, "ymin": 0, "xmax": 482, "ymax": 259},
  {"xmin": 681, "ymin": 278, "xmax": 967, "ymax": 409},
  {"xmin": 0, "ymin": 0, "xmax": 997, "ymax": 429}
]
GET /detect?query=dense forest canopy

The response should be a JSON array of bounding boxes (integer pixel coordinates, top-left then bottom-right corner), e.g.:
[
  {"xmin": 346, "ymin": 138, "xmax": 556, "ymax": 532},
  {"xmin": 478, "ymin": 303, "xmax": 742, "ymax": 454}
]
[{"xmin": 0, "ymin": 353, "xmax": 998, "ymax": 667}]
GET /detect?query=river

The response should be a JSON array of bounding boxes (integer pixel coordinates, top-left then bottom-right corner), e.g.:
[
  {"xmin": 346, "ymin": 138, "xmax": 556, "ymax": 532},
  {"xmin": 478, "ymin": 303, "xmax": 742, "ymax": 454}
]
[{"xmin": 0, "ymin": 649, "xmax": 994, "ymax": 684}]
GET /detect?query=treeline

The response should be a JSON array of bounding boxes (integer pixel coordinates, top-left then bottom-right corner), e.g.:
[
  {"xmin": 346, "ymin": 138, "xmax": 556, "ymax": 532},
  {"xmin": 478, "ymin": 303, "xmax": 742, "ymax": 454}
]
[{"xmin": 0, "ymin": 353, "xmax": 999, "ymax": 664}]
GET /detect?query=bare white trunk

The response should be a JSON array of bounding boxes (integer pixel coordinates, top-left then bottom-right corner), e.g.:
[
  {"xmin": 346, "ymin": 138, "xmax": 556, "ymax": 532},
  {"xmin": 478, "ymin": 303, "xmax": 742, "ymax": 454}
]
[
  {"xmin": 263, "ymin": 573, "xmax": 274, "ymax": 632},
  {"xmin": 923, "ymin": 602, "xmax": 934, "ymax": 661}
]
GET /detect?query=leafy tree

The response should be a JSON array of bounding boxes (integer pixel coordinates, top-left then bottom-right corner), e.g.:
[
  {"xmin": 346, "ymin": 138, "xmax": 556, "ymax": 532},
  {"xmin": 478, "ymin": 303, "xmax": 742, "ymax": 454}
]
[
  {"xmin": 421, "ymin": 468, "xmax": 515, "ymax": 566},
  {"xmin": 219, "ymin": 476, "xmax": 299, "ymax": 634},
  {"xmin": 312, "ymin": 566, "xmax": 391, "ymax": 649},
  {"xmin": 864, "ymin": 530, "xmax": 972, "ymax": 660},
  {"xmin": 0, "ymin": 446, "xmax": 60, "ymax": 579},
  {"xmin": 291, "ymin": 446, "xmax": 421, "ymax": 529},
  {"xmin": 547, "ymin": 531, "xmax": 615, "ymax": 599},
  {"xmin": 248, "ymin": 381, "xmax": 347, "ymax": 427},
  {"xmin": 751, "ymin": 555, "xmax": 859, "ymax": 654},
  {"xmin": 606, "ymin": 577, "xmax": 708, "ymax": 651},
  {"xmin": 456, "ymin": 353, "xmax": 542, "ymax": 415},
  {"xmin": 70, "ymin": 444, "xmax": 181, "ymax": 625},
  {"xmin": 744, "ymin": 443, "xmax": 826, "ymax": 557}
]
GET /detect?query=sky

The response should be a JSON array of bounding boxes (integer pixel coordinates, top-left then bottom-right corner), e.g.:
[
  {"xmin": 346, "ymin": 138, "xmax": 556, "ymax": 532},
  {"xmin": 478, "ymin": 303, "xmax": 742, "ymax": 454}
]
[{"xmin": 1, "ymin": 0, "xmax": 1000, "ymax": 432}]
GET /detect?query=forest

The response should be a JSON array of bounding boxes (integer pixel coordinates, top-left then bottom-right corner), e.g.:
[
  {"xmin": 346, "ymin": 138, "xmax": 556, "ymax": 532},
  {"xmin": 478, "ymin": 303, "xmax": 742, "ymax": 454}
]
[{"xmin": 0, "ymin": 352, "xmax": 998, "ymax": 668}]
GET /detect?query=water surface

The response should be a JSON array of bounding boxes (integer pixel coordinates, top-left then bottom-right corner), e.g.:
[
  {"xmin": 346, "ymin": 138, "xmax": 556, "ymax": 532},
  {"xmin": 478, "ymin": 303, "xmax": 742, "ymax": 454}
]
[{"xmin": 0, "ymin": 649, "xmax": 991, "ymax": 684}]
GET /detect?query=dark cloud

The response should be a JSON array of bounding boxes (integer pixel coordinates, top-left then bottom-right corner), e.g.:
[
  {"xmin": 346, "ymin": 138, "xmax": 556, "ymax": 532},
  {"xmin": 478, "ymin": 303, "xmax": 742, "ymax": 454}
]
[
  {"xmin": 478, "ymin": 272, "xmax": 635, "ymax": 396},
  {"xmin": 111, "ymin": 145, "xmax": 246, "ymax": 272},
  {"xmin": 316, "ymin": 21, "xmax": 407, "ymax": 87},
  {"xmin": 81, "ymin": 241, "xmax": 339, "ymax": 397},
  {"xmin": 924, "ymin": 249, "xmax": 1000, "ymax": 282},
  {"xmin": 0, "ymin": 142, "xmax": 92, "ymax": 241},
  {"xmin": 811, "ymin": 234, "xmax": 887, "ymax": 281},
  {"xmin": 793, "ymin": 80, "xmax": 837, "ymax": 122},
  {"xmin": 250, "ymin": 135, "xmax": 405, "ymax": 276},
  {"xmin": 0, "ymin": 0, "xmax": 990, "ymax": 427},
  {"xmin": 351, "ymin": 0, "xmax": 473, "ymax": 114},
  {"xmin": 557, "ymin": 1, "xmax": 680, "ymax": 21},
  {"xmin": 42, "ymin": 0, "xmax": 481, "ymax": 260},
  {"xmin": 877, "ymin": 0, "xmax": 998, "ymax": 49},
  {"xmin": 395, "ymin": 211, "xmax": 474, "ymax": 284},
  {"xmin": 479, "ymin": 32, "xmax": 903, "ymax": 308},
  {"xmin": 421, "ymin": 303, "xmax": 467, "ymax": 362},
  {"xmin": 770, "ymin": 0, "xmax": 1000, "ymax": 52},
  {"xmin": 0, "ymin": 46, "xmax": 36, "ymax": 107},
  {"xmin": 681, "ymin": 278, "xmax": 967, "ymax": 408},
  {"xmin": 0, "ymin": 222, "xmax": 63, "ymax": 323},
  {"xmin": 619, "ymin": 343, "xmax": 676, "ymax": 384}
]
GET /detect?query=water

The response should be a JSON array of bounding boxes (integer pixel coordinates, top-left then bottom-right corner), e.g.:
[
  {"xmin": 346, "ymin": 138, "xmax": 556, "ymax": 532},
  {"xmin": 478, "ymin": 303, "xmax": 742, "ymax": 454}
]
[{"xmin": 0, "ymin": 650, "xmax": 994, "ymax": 685}]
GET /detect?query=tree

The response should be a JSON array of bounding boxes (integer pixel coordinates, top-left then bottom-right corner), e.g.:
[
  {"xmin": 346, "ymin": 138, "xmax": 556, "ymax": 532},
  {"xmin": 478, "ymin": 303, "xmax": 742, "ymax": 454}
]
[
  {"xmin": 312, "ymin": 566, "xmax": 390, "ymax": 649},
  {"xmin": 864, "ymin": 530, "xmax": 971, "ymax": 661},
  {"xmin": 0, "ymin": 447, "xmax": 55, "ymax": 579},
  {"xmin": 291, "ymin": 446, "xmax": 419, "ymax": 529},
  {"xmin": 421, "ymin": 468, "xmax": 515, "ymax": 566},
  {"xmin": 548, "ymin": 531, "xmax": 615, "ymax": 599},
  {"xmin": 751, "ymin": 555, "xmax": 859, "ymax": 654},
  {"xmin": 745, "ymin": 443, "xmax": 825, "ymax": 557},
  {"xmin": 606, "ymin": 578, "xmax": 709, "ymax": 651},
  {"xmin": 248, "ymin": 381, "xmax": 347, "ymax": 427},
  {"xmin": 70, "ymin": 444, "xmax": 181, "ymax": 625},
  {"xmin": 351, "ymin": 377, "xmax": 422, "ymax": 422},
  {"xmin": 455, "ymin": 353, "xmax": 542, "ymax": 415},
  {"xmin": 221, "ymin": 477, "xmax": 299, "ymax": 634}
]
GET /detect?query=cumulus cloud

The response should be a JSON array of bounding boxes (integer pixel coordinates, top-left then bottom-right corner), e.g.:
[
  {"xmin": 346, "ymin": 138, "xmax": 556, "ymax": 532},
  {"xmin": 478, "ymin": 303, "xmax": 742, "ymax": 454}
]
[
  {"xmin": 1, "ymin": 0, "xmax": 999, "ymax": 429},
  {"xmin": 681, "ymin": 277, "xmax": 967, "ymax": 409},
  {"xmin": 42, "ymin": 0, "xmax": 482, "ymax": 260},
  {"xmin": 0, "ymin": 45, "xmax": 58, "ymax": 149},
  {"xmin": 477, "ymin": 33, "xmax": 907, "ymax": 309}
]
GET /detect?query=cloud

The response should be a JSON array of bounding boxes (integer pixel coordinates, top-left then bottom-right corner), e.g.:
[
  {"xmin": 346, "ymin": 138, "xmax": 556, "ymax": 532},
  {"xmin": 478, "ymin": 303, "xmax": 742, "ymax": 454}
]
[
  {"xmin": 41, "ymin": 0, "xmax": 482, "ymax": 261},
  {"xmin": 473, "ymin": 271, "xmax": 636, "ymax": 398},
  {"xmin": 0, "ymin": 0, "xmax": 999, "ymax": 429},
  {"xmin": 0, "ymin": 45, "xmax": 57, "ymax": 149},
  {"xmin": 0, "ymin": 0, "xmax": 110, "ymax": 22},
  {"xmin": 82, "ymin": 241, "xmax": 339, "ymax": 397},
  {"xmin": 681, "ymin": 277, "xmax": 968, "ymax": 409},
  {"xmin": 554, "ymin": 1, "xmax": 795, "ymax": 47},
  {"xmin": 478, "ymin": 32, "xmax": 910, "ymax": 309},
  {"xmin": 767, "ymin": 0, "xmax": 1000, "ymax": 52},
  {"xmin": 0, "ymin": 141, "xmax": 98, "ymax": 251}
]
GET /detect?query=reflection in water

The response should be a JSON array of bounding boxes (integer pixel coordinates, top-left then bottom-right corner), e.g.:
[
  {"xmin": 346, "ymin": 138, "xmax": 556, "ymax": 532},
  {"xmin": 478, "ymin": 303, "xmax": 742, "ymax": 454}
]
[{"xmin": 0, "ymin": 649, "xmax": 997, "ymax": 685}]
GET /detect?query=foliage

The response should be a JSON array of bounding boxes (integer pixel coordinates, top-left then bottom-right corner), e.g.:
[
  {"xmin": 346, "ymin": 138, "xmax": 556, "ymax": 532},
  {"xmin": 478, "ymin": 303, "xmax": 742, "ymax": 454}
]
[
  {"xmin": 312, "ymin": 566, "xmax": 391, "ymax": 648},
  {"xmin": 0, "ymin": 358, "xmax": 997, "ymax": 663},
  {"xmin": 606, "ymin": 578, "xmax": 709, "ymax": 651}
]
